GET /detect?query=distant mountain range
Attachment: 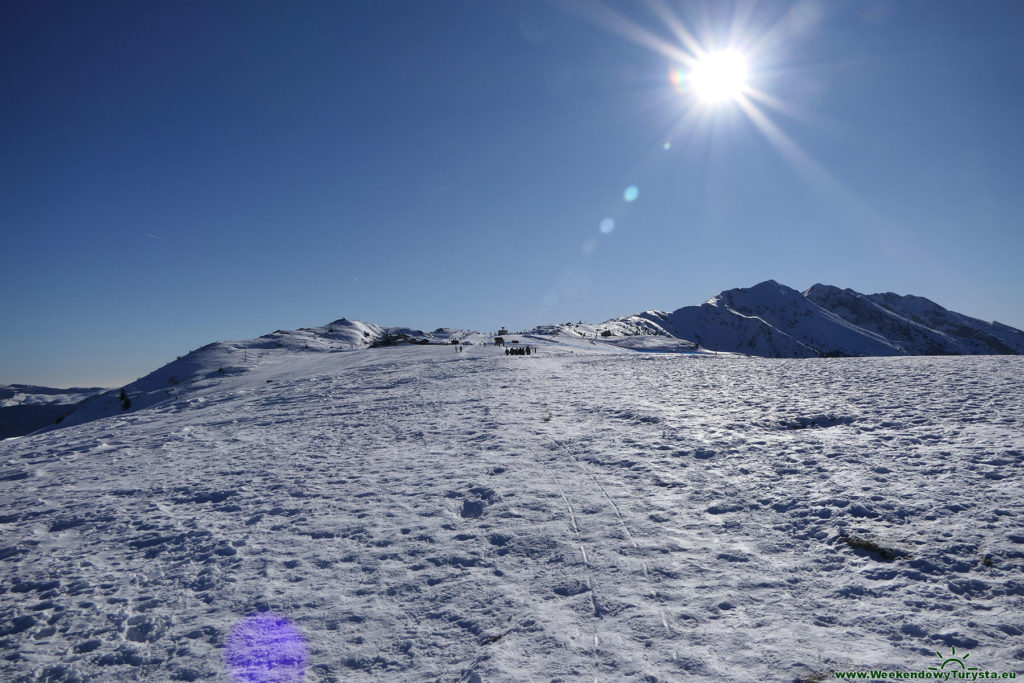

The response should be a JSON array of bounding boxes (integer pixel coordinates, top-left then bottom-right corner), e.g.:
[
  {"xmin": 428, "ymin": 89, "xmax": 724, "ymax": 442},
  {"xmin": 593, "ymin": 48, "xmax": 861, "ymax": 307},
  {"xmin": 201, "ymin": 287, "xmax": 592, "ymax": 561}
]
[
  {"xmin": 5, "ymin": 280, "xmax": 1021, "ymax": 438},
  {"xmin": 0, "ymin": 385, "xmax": 106, "ymax": 439},
  {"xmin": 599, "ymin": 280, "xmax": 1024, "ymax": 358}
]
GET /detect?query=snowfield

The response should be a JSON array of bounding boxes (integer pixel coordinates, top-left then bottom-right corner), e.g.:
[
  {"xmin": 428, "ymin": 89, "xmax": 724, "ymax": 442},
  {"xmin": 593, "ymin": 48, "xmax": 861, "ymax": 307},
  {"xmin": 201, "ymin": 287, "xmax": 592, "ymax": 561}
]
[{"xmin": 2, "ymin": 341, "xmax": 1023, "ymax": 682}]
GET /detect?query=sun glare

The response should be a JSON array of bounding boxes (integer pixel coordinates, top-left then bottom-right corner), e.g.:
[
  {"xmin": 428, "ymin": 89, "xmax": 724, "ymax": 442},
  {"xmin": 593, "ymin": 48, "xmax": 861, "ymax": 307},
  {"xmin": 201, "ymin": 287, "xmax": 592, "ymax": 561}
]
[
  {"xmin": 567, "ymin": 1, "xmax": 869, "ymax": 229},
  {"xmin": 689, "ymin": 49, "xmax": 748, "ymax": 103}
]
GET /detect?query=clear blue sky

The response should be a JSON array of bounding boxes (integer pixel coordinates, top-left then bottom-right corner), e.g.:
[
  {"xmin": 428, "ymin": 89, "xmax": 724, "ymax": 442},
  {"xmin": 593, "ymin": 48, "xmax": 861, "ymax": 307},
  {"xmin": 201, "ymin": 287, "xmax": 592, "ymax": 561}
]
[{"xmin": 3, "ymin": 0, "xmax": 1023, "ymax": 387}]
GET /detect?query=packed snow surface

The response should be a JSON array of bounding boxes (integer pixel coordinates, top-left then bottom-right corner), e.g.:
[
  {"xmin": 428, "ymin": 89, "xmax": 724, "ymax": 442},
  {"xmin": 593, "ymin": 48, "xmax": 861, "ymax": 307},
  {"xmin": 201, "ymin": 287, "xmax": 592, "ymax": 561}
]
[{"xmin": 2, "ymin": 340, "xmax": 1022, "ymax": 681}]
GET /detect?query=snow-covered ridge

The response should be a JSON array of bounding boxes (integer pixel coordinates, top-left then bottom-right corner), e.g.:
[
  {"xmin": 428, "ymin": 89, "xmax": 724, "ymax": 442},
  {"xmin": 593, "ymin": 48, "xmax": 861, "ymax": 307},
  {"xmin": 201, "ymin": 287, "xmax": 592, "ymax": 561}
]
[
  {"xmin": 600, "ymin": 280, "xmax": 1024, "ymax": 359},
  {"xmin": 33, "ymin": 319, "xmax": 491, "ymax": 435},
  {"xmin": 23, "ymin": 281, "xmax": 1023, "ymax": 436}
]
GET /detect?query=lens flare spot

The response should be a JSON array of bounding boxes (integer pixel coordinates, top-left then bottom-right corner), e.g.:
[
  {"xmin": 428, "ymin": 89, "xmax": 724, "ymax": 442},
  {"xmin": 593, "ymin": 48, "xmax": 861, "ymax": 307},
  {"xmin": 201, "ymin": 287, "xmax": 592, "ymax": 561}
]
[
  {"xmin": 599, "ymin": 218, "xmax": 615, "ymax": 234},
  {"xmin": 663, "ymin": 141, "xmax": 672, "ymax": 150},
  {"xmin": 669, "ymin": 67, "xmax": 688, "ymax": 94},
  {"xmin": 226, "ymin": 614, "xmax": 308, "ymax": 683},
  {"xmin": 623, "ymin": 186, "xmax": 639, "ymax": 202}
]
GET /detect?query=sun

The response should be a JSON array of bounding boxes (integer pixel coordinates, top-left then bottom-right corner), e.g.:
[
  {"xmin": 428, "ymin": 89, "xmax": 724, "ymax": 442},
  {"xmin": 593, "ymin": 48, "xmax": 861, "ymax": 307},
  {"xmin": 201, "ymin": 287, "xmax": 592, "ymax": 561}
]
[{"xmin": 689, "ymin": 49, "xmax": 748, "ymax": 104}]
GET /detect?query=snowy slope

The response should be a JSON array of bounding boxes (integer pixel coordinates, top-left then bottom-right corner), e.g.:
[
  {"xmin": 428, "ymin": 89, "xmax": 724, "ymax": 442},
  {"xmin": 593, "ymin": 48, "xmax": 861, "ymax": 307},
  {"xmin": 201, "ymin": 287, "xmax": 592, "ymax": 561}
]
[
  {"xmin": 2, "ymin": 346, "xmax": 1022, "ymax": 682},
  {"xmin": 648, "ymin": 298, "xmax": 817, "ymax": 357},
  {"xmin": 639, "ymin": 281, "xmax": 901, "ymax": 357},
  {"xmin": 0, "ymin": 385, "xmax": 106, "ymax": 439},
  {"xmin": 39, "ymin": 320, "xmax": 489, "ymax": 436},
  {"xmin": 866, "ymin": 292, "xmax": 1024, "ymax": 355},
  {"xmin": 804, "ymin": 284, "xmax": 961, "ymax": 355},
  {"xmin": 707, "ymin": 280, "xmax": 902, "ymax": 356},
  {"xmin": 602, "ymin": 281, "xmax": 1024, "ymax": 359},
  {"xmin": 522, "ymin": 318, "xmax": 702, "ymax": 355},
  {"xmin": 805, "ymin": 285, "xmax": 1024, "ymax": 356}
]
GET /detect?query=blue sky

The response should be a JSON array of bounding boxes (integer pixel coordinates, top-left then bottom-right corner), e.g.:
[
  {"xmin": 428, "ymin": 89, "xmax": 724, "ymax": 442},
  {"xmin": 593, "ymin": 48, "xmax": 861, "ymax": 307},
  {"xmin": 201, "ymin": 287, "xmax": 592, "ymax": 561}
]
[{"xmin": 2, "ymin": 0, "xmax": 1023, "ymax": 387}]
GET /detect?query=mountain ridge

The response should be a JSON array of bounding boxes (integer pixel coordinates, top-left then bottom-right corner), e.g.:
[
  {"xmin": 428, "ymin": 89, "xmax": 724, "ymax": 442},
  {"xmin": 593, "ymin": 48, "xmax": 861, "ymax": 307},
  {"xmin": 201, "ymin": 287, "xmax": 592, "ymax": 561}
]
[
  {"xmin": 600, "ymin": 280, "xmax": 1024, "ymax": 358},
  {"xmin": 11, "ymin": 280, "xmax": 1022, "ymax": 438}
]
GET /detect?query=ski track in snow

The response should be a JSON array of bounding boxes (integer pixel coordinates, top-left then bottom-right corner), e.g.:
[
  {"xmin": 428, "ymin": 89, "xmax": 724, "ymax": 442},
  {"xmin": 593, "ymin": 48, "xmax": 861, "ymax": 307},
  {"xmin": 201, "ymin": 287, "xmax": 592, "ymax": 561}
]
[{"xmin": 1, "ymin": 346, "xmax": 1023, "ymax": 682}]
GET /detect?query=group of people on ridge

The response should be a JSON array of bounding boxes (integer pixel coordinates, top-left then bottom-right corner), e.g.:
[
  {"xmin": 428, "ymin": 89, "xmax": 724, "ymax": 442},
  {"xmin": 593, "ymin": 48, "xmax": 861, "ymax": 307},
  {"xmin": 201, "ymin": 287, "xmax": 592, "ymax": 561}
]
[{"xmin": 505, "ymin": 346, "xmax": 534, "ymax": 356}]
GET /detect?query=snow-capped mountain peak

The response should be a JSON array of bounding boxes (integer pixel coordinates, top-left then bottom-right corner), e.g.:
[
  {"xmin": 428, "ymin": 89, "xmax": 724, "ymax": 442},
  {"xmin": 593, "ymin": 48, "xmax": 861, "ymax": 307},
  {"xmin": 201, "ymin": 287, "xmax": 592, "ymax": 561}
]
[{"xmin": 611, "ymin": 280, "xmax": 1024, "ymax": 358}]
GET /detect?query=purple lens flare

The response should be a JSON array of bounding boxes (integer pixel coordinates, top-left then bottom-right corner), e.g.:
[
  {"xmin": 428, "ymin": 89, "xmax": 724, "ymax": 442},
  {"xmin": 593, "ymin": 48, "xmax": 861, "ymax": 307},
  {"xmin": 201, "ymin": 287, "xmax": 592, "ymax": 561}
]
[{"xmin": 226, "ymin": 614, "xmax": 308, "ymax": 683}]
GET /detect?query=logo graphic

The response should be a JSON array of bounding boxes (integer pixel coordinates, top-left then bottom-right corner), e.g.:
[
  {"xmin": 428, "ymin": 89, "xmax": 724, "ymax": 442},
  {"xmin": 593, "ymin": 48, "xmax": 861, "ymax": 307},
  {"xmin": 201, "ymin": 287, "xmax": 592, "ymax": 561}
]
[
  {"xmin": 928, "ymin": 646, "xmax": 979, "ymax": 673},
  {"xmin": 833, "ymin": 644, "xmax": 1018, "ymax": 680}
]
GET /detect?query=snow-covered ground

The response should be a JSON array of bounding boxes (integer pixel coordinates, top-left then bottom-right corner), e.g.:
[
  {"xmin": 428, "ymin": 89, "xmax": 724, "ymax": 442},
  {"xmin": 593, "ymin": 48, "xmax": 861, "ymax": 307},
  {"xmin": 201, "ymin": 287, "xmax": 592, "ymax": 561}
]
[{"xmin": 2, "ymin": 341, "xmax": 1022, "ymax": 681}]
